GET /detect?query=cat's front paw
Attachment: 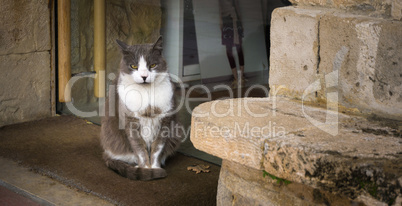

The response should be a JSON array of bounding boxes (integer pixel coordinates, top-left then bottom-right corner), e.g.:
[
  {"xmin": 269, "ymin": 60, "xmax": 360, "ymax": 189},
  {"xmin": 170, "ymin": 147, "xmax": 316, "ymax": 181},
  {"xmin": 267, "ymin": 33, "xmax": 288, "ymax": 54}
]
[{"xmin": 125, "ymin": 166, "xmax": 166, "ymax": 181}]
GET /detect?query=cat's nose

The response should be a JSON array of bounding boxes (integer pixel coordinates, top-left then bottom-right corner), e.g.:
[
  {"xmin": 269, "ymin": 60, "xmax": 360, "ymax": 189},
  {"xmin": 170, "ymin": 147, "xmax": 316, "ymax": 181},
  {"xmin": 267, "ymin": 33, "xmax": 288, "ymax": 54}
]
[{"xmin": 142, "ymin": 76, "xmax": 147, "ymax": 81}]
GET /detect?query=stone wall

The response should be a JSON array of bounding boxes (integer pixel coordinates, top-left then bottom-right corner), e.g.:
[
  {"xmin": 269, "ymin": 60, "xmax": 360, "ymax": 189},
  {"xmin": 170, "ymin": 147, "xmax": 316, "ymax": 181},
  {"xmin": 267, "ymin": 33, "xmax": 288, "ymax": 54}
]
[
  {"xmin": 70, "ymin": 0, "xmax": 162, "ymax": 105},
  {"xmin": 269, "ymin": 5, "xmax": 402, "ymax": 120},
  {"xmin": 0, "ymin": 0, "xmax": 52, "ymax": 127}
]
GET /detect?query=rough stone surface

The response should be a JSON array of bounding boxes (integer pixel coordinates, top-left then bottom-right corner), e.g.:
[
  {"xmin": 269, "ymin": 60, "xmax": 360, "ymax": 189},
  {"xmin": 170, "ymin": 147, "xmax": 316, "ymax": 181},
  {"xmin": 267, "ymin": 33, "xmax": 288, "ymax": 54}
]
[
  {"xmin": 191, "ymin": 97, "xmax": 402, "ymax": 205},
  {"xmin": 191, "ymin": 98, "xmax": 320, "ymax": 170},
  {"xmin": 269, "ymin": 7, "xmax": 323, "ymax": 101},
  {"xmin": 289, "ymin": 0, "xmax": 402, "ymax": 20},
  {"xmin": 392, "ymin": 0, "xmax": 402, "ymax": 20},
  {"xmin": 263, "ymin": 124, "xmax": 401, "ymax": 204},
  {"xmin": 0, "ymin": 0, "xmax": 51, "ymax": 55},
  {"xmin": 0, "ymin": 0, "xmax": 52, "ymax": 127},
  {"xmin": 269, "ymin": 7, "xmax": 402, "ymax": 120},
  {"xmin": 319, "ymin": 12, "xmax": 402, "ymax": 120},
  {"xmin": 218, "ymin": 160, "xmax": 357, "ymax": 206},
  {"xmin": 0, "ymin": 52, "xmax": 51, "ymax": 127}
]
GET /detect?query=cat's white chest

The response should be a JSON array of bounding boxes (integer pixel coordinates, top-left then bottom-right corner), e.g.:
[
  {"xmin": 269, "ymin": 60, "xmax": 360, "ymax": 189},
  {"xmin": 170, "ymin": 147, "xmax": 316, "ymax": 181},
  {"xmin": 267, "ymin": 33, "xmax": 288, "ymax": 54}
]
[{"xmin": 117, "ymin": 74, "xmax": 173, "ymax": 116}]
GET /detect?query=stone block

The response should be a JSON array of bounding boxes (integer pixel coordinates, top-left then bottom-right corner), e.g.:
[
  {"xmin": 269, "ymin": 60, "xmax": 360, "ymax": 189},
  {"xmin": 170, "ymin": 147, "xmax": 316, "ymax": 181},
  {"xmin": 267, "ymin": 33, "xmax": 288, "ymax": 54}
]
[
  {"xmin": 263, "ymin": 125, "xmax": 401, "ymax": 204},
  {"xmin": 191, "ymin": 98, "xmax": 402, "ymax": 205},
  {"xmin": 269, "ymin": 7, "xmax": 323, "ymax": 101},
  {"xmin": 0, "ymin": 52, "xmax": 51, "ymax": 127},
  {"xmin": 289, "ymin": 0, "xmax": 385, "ymax": 9},
  {"xmin": 217, "ymin": 160, "xmax": 354, "ymax": 206},
  {"xmin": 191, "ymin": 98, "xmax": 321, "ymax": 170},
  {"xmin": 319, "ymin": 13, "xmax": 402, "ymax": 120},
  {"xmin": 270, "ymin": 7, "xmax": 402, "ymax": 120},
  {"xmin": 289, "ymin": 0, "xmax": 400, "ymax": 19},
  {"xmin": 191, "ymin": 97, "xmax": 357, "ymax": 169},
  {"xmin": 0, "ymin": 0, "xmax": 51, "ymax": 55}
]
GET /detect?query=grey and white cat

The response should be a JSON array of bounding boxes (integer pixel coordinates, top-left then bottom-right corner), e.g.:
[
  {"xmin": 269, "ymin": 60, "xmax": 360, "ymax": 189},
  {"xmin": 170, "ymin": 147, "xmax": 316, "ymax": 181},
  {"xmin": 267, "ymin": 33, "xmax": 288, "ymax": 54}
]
[{"xmin": 100, "ymin": 36, "xmax": 182, "ymax": 180}]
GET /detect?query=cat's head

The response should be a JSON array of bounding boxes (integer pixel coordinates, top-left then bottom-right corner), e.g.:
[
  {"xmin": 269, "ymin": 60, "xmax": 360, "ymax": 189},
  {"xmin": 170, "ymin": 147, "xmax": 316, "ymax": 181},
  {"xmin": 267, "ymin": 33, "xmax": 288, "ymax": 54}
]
[{"xmin": 116, "ymin": 36, "xmax": 167, "ymax": 84}]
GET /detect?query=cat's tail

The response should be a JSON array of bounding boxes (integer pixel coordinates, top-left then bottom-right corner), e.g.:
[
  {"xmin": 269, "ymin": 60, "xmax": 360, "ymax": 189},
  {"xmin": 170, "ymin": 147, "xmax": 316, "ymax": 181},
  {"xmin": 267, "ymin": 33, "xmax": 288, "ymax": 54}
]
[{"xmin": 103, "ymin": 155, "xmax": 167, "ymax": 181}]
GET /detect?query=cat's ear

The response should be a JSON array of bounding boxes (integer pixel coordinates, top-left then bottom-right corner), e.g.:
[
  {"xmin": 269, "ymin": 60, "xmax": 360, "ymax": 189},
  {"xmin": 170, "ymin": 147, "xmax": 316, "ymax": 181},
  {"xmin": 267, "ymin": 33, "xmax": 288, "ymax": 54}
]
[
  {"xmin": 152, "ymin": 36, "xmax": 163, "ymax": 52},
  {"xmin": 116, "ymin": 39, "xmax": 129, "ymax": 53}
]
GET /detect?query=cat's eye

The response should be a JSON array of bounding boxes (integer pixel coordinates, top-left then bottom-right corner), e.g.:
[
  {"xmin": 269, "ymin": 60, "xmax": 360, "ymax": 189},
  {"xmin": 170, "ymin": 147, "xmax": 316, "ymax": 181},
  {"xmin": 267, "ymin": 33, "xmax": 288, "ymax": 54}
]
[
  {"xmin": 130, "ymin": 64, "xmax": 138, "ymax": 69},
  {"xmin": 150, "ymin": 64, "xmax": 157, "ymax": 68}
]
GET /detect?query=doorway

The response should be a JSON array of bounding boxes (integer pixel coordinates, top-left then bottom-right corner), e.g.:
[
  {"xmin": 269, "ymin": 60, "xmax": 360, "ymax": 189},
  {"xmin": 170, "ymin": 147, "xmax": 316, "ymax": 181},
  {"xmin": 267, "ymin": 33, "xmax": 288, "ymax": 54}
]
[{"xmin": 57, "ymin": 0, "xmax": 291, "ymax": 165}]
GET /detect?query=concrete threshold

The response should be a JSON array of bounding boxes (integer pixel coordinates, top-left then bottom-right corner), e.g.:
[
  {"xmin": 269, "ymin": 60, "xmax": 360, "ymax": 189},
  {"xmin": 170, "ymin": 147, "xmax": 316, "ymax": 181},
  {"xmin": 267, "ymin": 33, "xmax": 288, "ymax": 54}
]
[{"xmin": 0, "ymin": 157, "xmax": 113, "ymax": 206}]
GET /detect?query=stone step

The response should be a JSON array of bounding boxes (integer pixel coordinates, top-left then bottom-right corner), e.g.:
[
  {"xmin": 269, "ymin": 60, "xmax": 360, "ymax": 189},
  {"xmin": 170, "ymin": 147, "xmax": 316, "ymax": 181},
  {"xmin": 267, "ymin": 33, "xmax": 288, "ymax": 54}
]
[{"xmin": 190, "ymin": 97, "xmax": 401, "ymax": 205}]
